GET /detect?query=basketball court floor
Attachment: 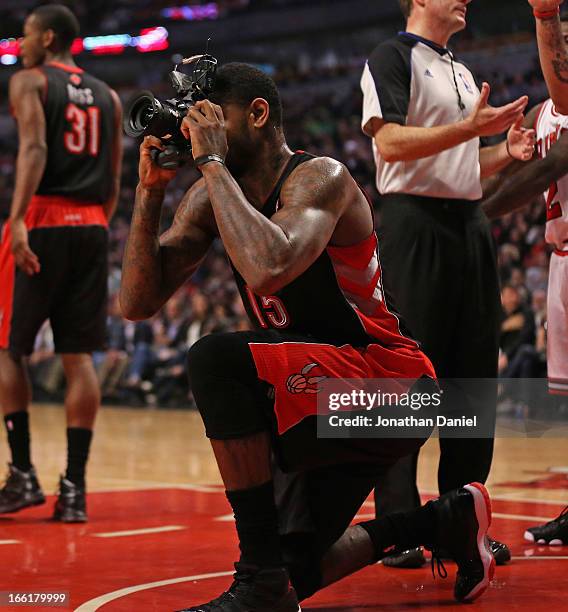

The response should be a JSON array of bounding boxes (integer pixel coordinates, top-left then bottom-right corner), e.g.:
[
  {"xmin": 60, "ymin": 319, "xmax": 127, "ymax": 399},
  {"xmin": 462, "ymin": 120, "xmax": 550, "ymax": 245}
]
[{"xmin": 2, "ymin": 404, "xmax": 567, "ymax": 611}]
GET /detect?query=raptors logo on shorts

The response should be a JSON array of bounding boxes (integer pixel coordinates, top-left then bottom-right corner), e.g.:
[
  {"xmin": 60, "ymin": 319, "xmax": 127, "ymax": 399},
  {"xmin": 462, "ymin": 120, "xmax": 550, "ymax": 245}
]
[{"xmin": 286, "ymin": 363, "xmax": 326, "ymax": 394}]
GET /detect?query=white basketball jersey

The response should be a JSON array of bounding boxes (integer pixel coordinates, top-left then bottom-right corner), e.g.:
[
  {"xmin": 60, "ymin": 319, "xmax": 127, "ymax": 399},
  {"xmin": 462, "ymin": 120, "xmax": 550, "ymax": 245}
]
[{"xmin": 535, "ymin": 99, "xmax": 568, "ymax": 250}]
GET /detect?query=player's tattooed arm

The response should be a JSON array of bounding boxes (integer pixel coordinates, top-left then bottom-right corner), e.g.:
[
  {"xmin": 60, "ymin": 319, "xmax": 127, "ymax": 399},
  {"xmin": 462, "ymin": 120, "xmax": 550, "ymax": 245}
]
[
  {"xmin": 182, "ymin": 99, "xmax": 362, "ymax": 294},
  {"xmin": 201, "ymin": 156, "xmax": 355, "ymax": 295},
  {"xmin": 121, "ymin": 181, "xmax": 214, "ymax": 320},
  {"xmin": 482, "ymin": 131, "xmax": 568, "ymax": 220},
  {"xmin": 534, "ymin": 13, "xmax": 568, "ymax": 114},
  {"xmin": 120, "ymin": 138, "xmax": 215, "ymax": 319}
]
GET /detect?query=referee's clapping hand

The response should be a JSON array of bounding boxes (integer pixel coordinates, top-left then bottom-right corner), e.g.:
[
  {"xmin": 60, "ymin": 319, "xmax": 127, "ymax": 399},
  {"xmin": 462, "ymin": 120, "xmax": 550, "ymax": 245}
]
[{"xmin": 466, "ymin": 82, "xmax": 528, "ymax": 138}]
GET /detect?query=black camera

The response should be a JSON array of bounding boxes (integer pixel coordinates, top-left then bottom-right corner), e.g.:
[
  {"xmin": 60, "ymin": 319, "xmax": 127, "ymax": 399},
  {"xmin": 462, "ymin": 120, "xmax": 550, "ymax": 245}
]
[{"xmin": 123, "ymin": 54, "xmax": 218, "ymax": 169}]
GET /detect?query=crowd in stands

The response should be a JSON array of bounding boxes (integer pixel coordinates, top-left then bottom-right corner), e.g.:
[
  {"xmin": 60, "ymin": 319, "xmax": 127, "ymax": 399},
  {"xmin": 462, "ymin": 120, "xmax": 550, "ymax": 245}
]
[{"xmin": 0, "ymin": 36, "xmax": 559, "ymax": 409}]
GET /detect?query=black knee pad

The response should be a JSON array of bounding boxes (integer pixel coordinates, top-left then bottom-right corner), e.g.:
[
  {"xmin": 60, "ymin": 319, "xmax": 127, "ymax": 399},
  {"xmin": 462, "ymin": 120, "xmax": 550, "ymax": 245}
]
[{"xmin": 187, "ymin": 332, "xmax": 273, "ymax": 439}]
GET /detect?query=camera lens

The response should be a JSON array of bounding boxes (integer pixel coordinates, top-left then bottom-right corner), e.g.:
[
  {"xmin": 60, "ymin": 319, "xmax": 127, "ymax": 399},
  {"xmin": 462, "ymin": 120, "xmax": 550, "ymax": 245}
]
[
  {"xmin": 123, "ymin": 91, "xmax": 158, "ymax": 137},
  {"xmin": 123, "ymin": 90, "xmax": 183, "ymax": 141}
]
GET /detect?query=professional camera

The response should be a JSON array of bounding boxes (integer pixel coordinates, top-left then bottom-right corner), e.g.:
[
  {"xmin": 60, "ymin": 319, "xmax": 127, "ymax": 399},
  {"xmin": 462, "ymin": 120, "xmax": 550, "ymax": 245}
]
[{"xmin": 123, "ymin": 53, "xmax": 218, "ymax": 169}]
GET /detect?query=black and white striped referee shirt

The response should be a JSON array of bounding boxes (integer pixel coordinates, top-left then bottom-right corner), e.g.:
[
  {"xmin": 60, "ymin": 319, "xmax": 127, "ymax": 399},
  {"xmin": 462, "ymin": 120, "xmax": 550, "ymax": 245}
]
[{"xmin": 361, "ymin": 32, "xmax": 482, "ymax": 200}]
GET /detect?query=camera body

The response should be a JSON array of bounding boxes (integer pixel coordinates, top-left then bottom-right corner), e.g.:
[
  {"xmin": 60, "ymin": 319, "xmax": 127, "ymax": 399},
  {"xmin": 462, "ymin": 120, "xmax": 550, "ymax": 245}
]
[{"xmin": 123, "ymin": 54, "xmax": 217, "ymax": 169}]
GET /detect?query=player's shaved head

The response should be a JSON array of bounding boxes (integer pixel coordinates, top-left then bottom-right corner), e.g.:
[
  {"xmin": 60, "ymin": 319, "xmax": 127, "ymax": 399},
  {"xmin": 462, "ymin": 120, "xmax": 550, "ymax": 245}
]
[
  {"xmin": 206, "ymin": 63, "xmax": 285, "ymax": 179},
  {"xmin": 31, "ymin": 4, "xmax": 79, "ymax": 52},
  {"xmin": 210, "ymin": 63, "xmax": 283, "ymax": 129}
]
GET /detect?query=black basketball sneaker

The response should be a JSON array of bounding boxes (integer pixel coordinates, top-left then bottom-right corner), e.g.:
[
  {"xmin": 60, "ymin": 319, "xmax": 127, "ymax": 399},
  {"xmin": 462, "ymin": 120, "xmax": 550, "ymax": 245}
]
[
  {"xmin": 0, "ymin": 464, "xmax": 45, "ymax": 514},
  {"xmin": 525, "ymin": 506, "xmax": 568, "ymax": 546},
  {"xmin": 176, "ymin": 563, "xmax": 301, "ymax": 612},
  {"xmin": 53, "ymin": 476, "xmax": 87, "ymax": 523},
  {"xmin": 428, "ymin": 482, "xmax": 494, "ymax": 603}
]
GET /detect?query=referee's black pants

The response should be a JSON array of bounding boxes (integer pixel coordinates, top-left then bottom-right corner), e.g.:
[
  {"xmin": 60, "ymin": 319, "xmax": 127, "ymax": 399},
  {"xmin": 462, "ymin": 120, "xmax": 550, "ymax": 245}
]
[{"xmin": 374, "ymin": 194, "xmax": 500, "ymax": 515}]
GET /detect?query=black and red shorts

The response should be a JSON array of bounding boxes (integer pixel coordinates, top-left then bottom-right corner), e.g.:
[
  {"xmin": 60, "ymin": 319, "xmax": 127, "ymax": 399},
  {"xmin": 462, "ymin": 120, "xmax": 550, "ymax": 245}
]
[
  {"xmin": 188, "ymin": 329, "xmax": 433, "ymax": 473},
  {"xmin": 0, "ymin": 196, "xmax": 108, "ymax": 357}
]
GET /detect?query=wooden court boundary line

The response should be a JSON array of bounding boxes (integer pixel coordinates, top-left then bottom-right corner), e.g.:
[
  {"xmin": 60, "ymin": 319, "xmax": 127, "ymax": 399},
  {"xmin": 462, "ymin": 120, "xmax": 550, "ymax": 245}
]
[
  {"xmin": 92, "ymin": 525, "xmax": 186, "ymax": 538},
  {"xmin": 74, "ymin": 571, "xmax": 234, "ymax": 612}
]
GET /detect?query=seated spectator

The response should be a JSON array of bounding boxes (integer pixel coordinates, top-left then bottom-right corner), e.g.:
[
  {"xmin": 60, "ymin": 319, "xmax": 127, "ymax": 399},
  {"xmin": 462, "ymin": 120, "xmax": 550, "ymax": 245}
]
[
  {"xmin": 186, "ymin": 290, "xmax": 212, "ymax": 347},
  {"xmin": 123, "ymin": 317, "xmax": 155, "ymax": 399},
  {"xmin": 154, "ymin": 292, "xmax": 190, "ymax": 359},
  {"xmin": 149, "ymin": 292, "xmax": 191, "ymax": 407},
  {"xmin": 500, "ymin": 284, "xmax": 537, "ymax": 378},
  {"xmin": 499, "ymin": 284, "xmax": 540, "ymax": 415},
  {"xmin": 93, "ymin": 294, "xmax": 129, "ymax": 399}
]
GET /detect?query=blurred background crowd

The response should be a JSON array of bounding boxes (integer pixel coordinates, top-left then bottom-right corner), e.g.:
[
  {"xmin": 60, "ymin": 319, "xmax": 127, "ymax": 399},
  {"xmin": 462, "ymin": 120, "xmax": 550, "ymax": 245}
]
[{"xmin": 0, "ymin": 0, "xmax": 557, "ymax": 409}]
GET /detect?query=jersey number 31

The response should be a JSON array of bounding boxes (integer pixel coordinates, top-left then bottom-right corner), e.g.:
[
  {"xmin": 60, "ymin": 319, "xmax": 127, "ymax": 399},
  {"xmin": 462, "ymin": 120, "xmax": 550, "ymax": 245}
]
[{"xmin": 64, "ymin": 103, "xmax": 100, "ymax": 156}]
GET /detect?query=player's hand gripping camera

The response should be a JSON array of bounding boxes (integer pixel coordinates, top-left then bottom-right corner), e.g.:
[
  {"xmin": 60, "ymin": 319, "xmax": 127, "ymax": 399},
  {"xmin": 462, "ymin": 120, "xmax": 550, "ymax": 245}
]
[{"xmin": 123, "ymin": 54, "xmax": 218, "ymax": 169}]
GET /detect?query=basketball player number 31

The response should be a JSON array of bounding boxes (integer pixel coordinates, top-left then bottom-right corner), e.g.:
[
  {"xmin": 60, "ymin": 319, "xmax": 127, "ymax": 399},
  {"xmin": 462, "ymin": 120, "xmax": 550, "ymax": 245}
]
[
  {"xmin": 245, "ymin": 286, "xmax": 290, "ymax": 329},
  {"xmin": 64, "ymin": 103, "xmax": 100, "ymax": 156}
]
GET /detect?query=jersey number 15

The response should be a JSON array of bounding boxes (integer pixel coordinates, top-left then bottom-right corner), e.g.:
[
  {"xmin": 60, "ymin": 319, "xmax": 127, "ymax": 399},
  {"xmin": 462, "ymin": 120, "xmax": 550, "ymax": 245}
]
[
  {"xmin": 64, "ymin": 103, "xmax": 100, "ymax": 156},
  {"xmin": 245, "ymin": 286, "xmax": 290, "ymax": 329}
]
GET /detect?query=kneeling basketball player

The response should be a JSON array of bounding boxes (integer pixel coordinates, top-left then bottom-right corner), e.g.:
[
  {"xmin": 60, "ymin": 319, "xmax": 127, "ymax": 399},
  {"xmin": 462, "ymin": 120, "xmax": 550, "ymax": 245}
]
[{"xmin": 121, "ymin": 63, "xmax": 494, "ymax": 610}]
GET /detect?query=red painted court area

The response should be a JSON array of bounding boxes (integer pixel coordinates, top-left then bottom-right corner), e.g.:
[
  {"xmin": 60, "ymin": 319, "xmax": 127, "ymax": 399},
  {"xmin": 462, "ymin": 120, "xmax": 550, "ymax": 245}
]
[{"xmin": 2, "ymin": 487, "xmax": 568, "ymax": 611}]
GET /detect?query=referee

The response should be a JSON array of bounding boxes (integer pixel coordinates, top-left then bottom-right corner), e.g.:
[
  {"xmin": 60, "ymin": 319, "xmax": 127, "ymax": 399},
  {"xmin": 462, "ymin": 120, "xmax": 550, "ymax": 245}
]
[{"xmin": 361, "ymin": 0, "xmax": 536, "ymax": 568}]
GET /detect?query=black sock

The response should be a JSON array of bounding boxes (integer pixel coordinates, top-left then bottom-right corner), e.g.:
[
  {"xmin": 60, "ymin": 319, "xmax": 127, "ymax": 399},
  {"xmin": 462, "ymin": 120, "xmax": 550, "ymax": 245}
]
[
  {"xmin": 359, "ymin": 502, "xmax": 437, "ymax": 561},
  {"xmin": 226, "ymin": 481, "xmax": 283, "ymax": 568},
  {"xmin": 4, "ymin": 412, "xmax": 31, "ymax": 471},
  {"xmin": 65, "ymin": 428, "xmax": 92, "ymax": 488}
]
